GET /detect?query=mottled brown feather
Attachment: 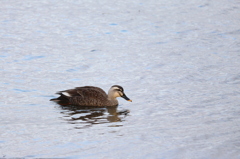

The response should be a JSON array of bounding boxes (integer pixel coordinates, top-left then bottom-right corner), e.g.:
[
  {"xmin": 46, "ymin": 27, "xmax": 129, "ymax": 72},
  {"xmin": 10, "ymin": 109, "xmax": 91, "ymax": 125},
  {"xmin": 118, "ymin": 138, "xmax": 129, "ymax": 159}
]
[
  {"xmin": 51, "ymin": 85, "xmax": 132, "ymax": 107},
  {"xmin": 53, "ymin": 86, "xmax": 116, "ymax": 106}
]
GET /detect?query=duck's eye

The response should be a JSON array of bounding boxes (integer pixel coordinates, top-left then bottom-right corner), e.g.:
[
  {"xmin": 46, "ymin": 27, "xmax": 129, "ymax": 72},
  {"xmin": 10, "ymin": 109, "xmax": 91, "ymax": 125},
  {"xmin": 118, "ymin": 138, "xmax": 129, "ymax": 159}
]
[{"xmin": 116, "ymin": 89, "xmax": 122, "ymax": 92}]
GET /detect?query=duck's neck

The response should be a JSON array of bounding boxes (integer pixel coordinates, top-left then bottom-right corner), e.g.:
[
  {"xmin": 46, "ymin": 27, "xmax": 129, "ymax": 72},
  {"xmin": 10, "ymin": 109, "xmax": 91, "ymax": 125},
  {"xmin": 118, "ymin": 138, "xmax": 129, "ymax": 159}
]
[
  {"xmin": 107, "ymin": 94, "xmax": 118, "ymax": 105},
  {"xmin": 107, "ymin": 95, "xmax": 117, "ymax": 101}
]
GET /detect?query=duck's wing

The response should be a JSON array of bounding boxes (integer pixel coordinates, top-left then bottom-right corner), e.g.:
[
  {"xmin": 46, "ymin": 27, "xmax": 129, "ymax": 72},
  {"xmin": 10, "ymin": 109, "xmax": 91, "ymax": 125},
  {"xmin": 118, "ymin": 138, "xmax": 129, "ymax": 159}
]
[
  {"xmin": 75, "ymin": 86, "xmax": 107, "ymax": 98},
  {"xmin": 57, "ymin": 88, "xmax": 79, "ymax": 97},
  {"xmin": 57, "ymin": 86, "xmax": 107, "ymax": 99},
  {"xmin": 57, "ymin": 86, "xmax": 108, "ymax": 106},
  {"xmin": 53, "ymin": 86, "xmax": 108, "ymax": 106}
]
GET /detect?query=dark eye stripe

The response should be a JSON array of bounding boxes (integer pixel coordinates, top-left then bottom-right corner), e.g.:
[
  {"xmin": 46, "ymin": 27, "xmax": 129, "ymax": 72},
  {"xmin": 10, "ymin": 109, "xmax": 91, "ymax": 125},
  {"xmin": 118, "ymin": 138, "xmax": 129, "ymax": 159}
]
[{"xmin": 118, "ymin": 92, "xmax": 122, "ymax": 97}]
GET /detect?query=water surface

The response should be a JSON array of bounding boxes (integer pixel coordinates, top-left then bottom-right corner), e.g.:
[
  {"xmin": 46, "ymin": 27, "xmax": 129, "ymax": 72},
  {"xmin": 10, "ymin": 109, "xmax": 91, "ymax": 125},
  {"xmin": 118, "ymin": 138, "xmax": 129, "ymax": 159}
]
[{"xmin": 1, "ymin": 0, "xmax": 240, "ymax": 158}]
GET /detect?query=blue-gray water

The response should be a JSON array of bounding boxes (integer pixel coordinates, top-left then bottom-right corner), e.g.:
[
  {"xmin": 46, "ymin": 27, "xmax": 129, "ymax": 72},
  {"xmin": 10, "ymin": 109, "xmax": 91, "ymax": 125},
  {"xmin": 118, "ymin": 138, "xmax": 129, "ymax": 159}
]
[{"xmin": 1, "ymin": 0, "xmax": 240, "ymax": 158}]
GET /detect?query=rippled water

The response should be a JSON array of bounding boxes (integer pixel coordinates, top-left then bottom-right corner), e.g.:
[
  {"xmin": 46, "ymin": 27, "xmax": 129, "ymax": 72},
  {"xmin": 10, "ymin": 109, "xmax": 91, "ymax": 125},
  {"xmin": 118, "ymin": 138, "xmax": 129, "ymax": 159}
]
[{"xmin": 1, "ymin": 0, "xmax": 240, "ymax": 158}]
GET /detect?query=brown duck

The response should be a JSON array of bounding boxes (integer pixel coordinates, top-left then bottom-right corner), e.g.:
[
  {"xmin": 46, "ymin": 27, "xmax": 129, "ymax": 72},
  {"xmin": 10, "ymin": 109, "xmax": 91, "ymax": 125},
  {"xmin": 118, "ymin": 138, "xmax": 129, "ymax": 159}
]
[{"xmin": 50, "ymin": 85, "xmax": 132, "ymax": 106}]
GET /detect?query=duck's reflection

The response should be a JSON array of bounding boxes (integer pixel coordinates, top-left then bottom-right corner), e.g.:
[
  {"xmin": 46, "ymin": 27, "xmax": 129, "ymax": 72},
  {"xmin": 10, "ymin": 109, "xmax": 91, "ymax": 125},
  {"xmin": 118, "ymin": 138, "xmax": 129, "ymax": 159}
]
[{"xmin": 58, "ymin": 105, "xmax": 130, "ymax": 129}]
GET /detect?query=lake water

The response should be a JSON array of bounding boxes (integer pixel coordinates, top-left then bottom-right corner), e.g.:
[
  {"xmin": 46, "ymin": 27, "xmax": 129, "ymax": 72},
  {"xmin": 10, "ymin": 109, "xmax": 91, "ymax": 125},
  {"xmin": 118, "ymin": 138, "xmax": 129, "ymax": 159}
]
[{"xmin": 1, "ymin": 0, "xmax": 240, "ymax": 158}]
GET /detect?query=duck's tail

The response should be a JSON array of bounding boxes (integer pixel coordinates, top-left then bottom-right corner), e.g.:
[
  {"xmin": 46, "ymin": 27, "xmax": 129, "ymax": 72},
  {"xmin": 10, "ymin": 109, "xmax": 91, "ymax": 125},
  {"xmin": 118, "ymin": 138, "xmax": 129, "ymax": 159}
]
[{"xmin": 50, "ymin": 93, "xmax": 71, "ymax": 105}]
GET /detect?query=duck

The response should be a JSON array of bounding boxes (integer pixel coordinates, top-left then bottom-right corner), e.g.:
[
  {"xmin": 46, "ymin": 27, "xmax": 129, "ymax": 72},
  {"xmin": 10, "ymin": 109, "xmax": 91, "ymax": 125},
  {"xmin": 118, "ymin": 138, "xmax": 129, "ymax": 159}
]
[{"xmin": 50, "ymin": 85, "xmax": 132, "ymax": 107}]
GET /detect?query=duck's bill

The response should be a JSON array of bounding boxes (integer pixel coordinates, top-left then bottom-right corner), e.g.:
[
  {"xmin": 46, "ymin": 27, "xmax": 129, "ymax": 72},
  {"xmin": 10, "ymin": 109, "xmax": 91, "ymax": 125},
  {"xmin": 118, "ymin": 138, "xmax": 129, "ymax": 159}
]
[{"xmin": 121, "ymin": 94, "xmax": 132, "ymax": 102}]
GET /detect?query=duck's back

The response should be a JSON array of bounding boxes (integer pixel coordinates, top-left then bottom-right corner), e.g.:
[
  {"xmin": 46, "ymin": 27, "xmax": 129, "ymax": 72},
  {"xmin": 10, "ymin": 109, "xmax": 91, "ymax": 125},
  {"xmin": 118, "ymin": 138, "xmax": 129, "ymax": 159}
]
[{"xmin": 60, "ymin": 86, "xmax": 108, "ymax": 106}]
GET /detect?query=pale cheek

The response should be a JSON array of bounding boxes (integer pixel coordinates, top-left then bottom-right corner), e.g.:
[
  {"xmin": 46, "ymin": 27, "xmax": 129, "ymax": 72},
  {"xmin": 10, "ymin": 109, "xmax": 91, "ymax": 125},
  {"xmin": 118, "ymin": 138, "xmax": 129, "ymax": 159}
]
[{"xmin": 114, "ymin": 92, "xmax": 121, "ymax": 97}]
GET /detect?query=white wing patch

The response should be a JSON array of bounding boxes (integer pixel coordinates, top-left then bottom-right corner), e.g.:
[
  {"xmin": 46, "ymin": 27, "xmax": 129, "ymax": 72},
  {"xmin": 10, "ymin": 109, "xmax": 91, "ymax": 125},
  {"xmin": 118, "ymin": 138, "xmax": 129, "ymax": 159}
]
[{"xmin": 62, "ymin": 92, "xmax": 72, "ymax": 97}]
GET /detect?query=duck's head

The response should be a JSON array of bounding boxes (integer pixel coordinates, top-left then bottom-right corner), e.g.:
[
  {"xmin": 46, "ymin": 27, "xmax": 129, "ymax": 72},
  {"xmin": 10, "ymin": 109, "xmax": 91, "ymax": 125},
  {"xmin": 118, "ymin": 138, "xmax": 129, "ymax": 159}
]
[{"xmin": 108, "ymin": 85, "xmax": 132, "ymax": 102}]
